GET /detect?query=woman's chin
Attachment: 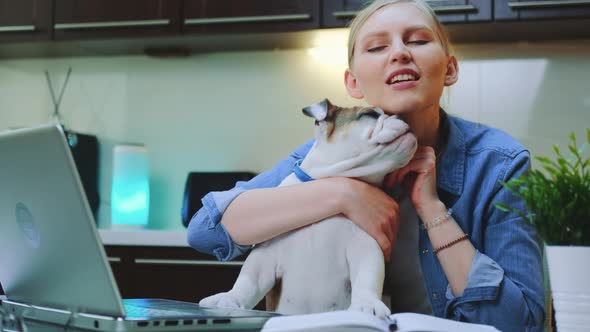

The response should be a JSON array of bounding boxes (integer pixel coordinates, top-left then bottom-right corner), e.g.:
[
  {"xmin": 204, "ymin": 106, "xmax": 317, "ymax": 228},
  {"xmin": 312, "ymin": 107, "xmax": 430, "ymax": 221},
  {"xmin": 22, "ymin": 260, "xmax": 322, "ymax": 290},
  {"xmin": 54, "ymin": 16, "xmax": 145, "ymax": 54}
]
[
  {"xmin": 380, "ymin": 105, "xmax": 419, "ymax": 116},
  {"xmin": 379, "ymin": 99, "xmax": 436, "ymax": 117}
]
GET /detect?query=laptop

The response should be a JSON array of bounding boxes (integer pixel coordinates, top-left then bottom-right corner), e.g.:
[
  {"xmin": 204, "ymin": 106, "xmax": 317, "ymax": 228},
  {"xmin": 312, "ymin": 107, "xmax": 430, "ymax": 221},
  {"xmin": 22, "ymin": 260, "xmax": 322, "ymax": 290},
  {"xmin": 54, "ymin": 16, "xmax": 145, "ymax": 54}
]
[{"xmin": 0, "ymin": 124, "xmax": 278, "ymax": 331}]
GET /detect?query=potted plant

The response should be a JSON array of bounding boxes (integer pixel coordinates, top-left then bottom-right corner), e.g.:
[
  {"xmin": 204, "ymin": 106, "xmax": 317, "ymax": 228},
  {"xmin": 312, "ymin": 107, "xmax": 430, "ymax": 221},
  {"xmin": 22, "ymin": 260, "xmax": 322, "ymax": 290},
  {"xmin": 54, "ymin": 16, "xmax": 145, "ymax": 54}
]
[{"xmin": 495, "ymin": 129, "xmax": 590, "ymax": 331}]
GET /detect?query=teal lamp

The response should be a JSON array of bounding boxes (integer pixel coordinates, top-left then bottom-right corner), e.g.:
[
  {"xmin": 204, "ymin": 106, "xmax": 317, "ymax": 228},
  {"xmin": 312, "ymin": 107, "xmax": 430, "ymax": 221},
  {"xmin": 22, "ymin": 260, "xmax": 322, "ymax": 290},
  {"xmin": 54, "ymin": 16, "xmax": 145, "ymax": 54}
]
[{"xmin": 111, "ymin": 144, "xmax": 150, "ymax": 228}]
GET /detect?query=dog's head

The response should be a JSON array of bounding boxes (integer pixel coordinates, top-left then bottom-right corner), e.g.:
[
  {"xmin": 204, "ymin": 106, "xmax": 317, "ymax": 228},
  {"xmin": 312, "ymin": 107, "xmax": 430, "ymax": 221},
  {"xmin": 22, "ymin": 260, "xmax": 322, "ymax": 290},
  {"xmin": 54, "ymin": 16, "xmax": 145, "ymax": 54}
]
[{"xmin": 301, "ymin": 99, "xmax": 417, "ymax": 185}]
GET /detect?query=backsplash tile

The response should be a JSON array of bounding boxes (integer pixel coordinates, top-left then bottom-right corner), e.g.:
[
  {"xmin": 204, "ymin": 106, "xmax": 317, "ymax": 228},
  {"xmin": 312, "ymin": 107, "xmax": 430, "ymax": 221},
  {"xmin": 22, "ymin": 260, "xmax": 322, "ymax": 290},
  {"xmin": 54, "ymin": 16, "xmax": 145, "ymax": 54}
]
[{"xmin": 1, "ymin": 40, "xmax": 588, "ymax": 230}]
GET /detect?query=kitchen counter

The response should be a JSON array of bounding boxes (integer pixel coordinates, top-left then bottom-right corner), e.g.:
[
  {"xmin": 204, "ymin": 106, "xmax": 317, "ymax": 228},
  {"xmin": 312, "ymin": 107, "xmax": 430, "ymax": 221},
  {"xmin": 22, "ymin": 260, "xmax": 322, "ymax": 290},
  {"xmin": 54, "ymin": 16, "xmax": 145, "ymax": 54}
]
[{"xmin": 98, "ymin": 229, "xmax": 189, "ymax": 247}]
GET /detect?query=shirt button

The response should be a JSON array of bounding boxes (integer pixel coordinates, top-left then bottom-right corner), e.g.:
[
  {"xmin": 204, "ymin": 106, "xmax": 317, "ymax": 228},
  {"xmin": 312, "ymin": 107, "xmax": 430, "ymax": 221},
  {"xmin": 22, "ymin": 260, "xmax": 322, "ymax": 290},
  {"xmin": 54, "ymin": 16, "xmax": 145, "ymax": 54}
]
[
  {"xmin": 432, "ymin": 292, "xmax": 439, "ymax": 300},
  {"xmin": 421, "ymin": 248, "xmax": 429, "ymax": 255}
]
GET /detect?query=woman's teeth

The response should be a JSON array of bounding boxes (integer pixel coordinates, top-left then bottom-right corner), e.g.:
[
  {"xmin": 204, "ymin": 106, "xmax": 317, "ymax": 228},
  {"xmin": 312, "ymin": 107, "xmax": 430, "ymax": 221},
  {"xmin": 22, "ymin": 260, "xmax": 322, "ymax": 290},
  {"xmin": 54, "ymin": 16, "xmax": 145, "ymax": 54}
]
[{"xmin": 389, "ymin": 74, "xmax": 416, "ymax": 84}]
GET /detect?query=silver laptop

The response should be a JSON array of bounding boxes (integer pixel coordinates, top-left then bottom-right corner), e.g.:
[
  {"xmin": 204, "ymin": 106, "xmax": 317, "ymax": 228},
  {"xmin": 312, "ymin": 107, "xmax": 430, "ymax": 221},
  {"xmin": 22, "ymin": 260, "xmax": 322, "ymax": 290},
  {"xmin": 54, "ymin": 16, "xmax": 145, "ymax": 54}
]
[{"xmin": 0, "ymin": 124, "xmax": 277, "ymax": 331}]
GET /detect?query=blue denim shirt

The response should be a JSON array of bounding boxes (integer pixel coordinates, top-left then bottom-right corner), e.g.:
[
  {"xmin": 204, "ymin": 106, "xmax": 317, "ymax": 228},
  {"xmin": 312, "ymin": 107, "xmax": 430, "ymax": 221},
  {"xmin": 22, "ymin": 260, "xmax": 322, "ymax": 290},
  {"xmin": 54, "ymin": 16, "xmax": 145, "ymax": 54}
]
[{"xmin": 187, "ymin": 113, "xmax": 545, "ymax": 332}]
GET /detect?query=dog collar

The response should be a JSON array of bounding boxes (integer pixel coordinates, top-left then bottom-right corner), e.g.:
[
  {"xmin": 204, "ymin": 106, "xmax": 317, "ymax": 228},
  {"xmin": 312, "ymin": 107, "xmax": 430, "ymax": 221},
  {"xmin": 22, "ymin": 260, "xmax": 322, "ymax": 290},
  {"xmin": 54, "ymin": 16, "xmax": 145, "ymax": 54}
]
[{"xmin": 293, "ymin": 159, "xmax": 314, "ymax": 182}]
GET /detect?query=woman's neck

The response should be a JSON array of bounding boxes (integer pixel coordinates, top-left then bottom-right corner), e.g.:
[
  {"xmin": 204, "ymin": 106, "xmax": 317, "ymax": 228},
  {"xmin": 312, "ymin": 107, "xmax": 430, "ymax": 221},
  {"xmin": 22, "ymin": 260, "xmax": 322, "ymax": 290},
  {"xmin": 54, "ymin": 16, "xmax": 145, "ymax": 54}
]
[{"xmin": 401, "ymin": 106, "xmax": 440, "ymax": 149}]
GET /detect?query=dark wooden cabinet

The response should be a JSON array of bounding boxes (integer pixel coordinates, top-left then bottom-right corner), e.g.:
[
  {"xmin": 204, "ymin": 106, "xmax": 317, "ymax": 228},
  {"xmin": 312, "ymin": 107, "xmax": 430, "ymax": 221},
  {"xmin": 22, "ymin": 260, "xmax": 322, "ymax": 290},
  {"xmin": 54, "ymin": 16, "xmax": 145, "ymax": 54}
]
[
  {"xmin": 431, "ymin": 0, "xmax": 492, "ymax": 23},
  {"xmin": 1, "ymin": 0, "xmax": 590, "ymax": 57},
  {"xmin": 53, "ymin": 0, "xmax": 182, "ymax": 40},
  {"xmin": 104, "ymin": 245, "xmax": 266, "ymax": 310},
  {"xmin": 182, "ymin": 0, "xmax": 320, "ymax": 34},
  {"xmin": 495, "ymin": 0, "xmax": 590, "ymax": 20},
  {"xmin": 0, "ymin": 245, "xmax": 262, "ymax": 309},
  {"xmin": 322, "ymin": 0, "xmax": 492, "ymax": 28},
  {"xmin": 321, "ymin": 0, "xmax": 366, "ymax": 28},
  {"xmin": 0, "ymin": 0, "xmax": 52, "ymax": 43}
]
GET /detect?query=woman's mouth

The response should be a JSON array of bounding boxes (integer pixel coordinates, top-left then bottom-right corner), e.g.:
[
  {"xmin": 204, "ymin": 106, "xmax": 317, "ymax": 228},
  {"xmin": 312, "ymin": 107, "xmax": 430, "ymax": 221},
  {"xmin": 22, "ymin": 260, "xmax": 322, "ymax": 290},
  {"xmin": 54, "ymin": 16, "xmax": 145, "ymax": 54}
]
[
  {"xmin": 388, "ymin": 73, "xmax": 418, "ymax": 84},
  {"xmin": 386, "ymin": 70, "xmax": 420, "ymax": 90}
]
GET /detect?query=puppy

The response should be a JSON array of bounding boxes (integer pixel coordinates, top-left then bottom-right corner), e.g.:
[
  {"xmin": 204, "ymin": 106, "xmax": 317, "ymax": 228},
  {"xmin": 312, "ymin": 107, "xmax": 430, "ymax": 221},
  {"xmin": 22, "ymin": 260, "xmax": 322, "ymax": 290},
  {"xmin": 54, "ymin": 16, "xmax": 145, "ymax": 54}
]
[{"xmin": 200, "ymin": 99, "xmax": 417, "ymax": 318}]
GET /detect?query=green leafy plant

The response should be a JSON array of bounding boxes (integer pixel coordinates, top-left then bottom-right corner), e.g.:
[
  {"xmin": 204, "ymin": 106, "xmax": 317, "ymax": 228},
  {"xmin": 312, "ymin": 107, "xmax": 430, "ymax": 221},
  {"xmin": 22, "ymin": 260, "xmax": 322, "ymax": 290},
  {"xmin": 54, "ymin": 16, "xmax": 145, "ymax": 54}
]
[{"xmin": 495, "ymin": 129, "xmax": 590, "ymax": 246}]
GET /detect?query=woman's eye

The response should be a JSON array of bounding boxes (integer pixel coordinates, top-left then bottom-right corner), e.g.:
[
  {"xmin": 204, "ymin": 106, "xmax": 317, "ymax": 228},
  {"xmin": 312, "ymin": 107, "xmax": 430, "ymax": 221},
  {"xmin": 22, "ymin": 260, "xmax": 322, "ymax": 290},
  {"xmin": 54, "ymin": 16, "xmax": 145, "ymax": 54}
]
[
  {"xmin": 408, "ymin": 40, "xmax": 428, "ymax": 45},
  {"xmin": 367, "ymin": 45, "xmax": 386, "ymax": 53}
]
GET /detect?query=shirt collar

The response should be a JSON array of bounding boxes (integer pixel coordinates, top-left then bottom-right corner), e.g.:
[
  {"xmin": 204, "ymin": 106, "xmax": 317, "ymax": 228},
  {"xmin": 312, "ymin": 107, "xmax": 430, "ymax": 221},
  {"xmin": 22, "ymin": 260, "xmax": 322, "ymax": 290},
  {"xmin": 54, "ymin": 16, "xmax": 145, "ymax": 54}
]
[
  {"xmin": 293, "ymin": 159, "xmax": 314, "ymax": 182},
  {"xmin": 436, "ymin": 109, "xmax": 466, "ymax": 197}
]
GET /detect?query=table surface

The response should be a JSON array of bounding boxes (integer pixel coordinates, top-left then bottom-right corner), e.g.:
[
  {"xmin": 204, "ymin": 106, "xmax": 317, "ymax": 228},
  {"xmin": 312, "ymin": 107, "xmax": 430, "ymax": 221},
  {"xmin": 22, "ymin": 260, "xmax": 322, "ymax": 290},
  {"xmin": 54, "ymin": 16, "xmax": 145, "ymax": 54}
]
[{"xmin": 98, "ymin": 229, "xmax": 189, "ymax": 247}]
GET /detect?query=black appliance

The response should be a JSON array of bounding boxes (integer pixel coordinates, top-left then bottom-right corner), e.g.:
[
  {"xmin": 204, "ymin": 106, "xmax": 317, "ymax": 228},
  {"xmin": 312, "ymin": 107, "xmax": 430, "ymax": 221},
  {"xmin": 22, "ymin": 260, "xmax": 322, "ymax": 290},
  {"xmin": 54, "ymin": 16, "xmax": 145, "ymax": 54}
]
[
  {"xmin": 64, "ymin": 130, "xmax": 100, "ymax": 219},
  {"xmin": 181, "ymin": 172, "xmax": 256, "ymax": 227}
]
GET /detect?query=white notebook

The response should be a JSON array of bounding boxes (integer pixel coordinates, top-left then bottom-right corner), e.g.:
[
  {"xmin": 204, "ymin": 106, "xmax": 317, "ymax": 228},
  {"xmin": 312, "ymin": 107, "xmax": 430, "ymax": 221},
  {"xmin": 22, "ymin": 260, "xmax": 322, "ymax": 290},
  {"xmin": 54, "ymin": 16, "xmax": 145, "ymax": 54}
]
[{"xmin": 261, "ymin": 310, "xmax": 500, "ymax": 332}]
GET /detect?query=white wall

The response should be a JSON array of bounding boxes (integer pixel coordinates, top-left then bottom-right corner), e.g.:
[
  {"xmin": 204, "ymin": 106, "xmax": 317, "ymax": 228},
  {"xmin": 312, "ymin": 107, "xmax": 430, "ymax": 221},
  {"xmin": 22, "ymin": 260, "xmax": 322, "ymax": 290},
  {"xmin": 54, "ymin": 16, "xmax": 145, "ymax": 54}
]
[{"xmin": 1, "ymin": 37, "xmax": 589, "ymax": 230}]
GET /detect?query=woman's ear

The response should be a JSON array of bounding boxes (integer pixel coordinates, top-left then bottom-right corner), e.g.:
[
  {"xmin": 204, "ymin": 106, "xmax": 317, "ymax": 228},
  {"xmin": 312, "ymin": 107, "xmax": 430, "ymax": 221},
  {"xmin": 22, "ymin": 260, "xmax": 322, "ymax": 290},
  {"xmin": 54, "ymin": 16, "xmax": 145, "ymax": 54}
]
[
  {"xmin": 344, "ymin": 69, "xmax": 364, "ymax": 99},
  {"xmin": 444, "ymin": 55, "xmax": 459, "ymax": 86}
]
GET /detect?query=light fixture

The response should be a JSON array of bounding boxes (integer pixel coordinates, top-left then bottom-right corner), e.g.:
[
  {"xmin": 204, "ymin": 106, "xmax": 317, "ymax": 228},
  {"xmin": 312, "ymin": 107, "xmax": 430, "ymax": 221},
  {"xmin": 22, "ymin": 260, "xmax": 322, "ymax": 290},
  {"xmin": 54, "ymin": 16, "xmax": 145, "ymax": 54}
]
[
  {"xmin": 111, "ymin": 144, "xmax": 150, "ymax": 228},
  {"xmin": 307, "ymin": 29, "xmax": 348, "ymax": 69}
]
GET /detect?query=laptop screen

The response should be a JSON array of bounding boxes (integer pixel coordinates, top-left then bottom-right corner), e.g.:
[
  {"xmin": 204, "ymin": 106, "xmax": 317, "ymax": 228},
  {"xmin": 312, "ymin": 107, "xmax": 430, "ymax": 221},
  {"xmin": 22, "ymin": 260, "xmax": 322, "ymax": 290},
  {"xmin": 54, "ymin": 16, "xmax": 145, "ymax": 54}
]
[{"xmin": 0, "ymin": 125, "xmax": 125, "ymax": 317}]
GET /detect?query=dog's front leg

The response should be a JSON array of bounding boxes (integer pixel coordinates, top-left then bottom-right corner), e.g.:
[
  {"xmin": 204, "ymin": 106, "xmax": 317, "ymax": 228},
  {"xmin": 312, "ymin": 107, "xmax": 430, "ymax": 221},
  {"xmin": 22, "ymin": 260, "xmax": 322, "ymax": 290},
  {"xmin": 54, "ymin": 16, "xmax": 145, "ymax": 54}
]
[
  {"xmin": 346, "ymin": 230, "xmax": 391, "ymax": 318},
  {"xmin": 199, "ymin": 245, "xmax": 278, "ymax": 310}
]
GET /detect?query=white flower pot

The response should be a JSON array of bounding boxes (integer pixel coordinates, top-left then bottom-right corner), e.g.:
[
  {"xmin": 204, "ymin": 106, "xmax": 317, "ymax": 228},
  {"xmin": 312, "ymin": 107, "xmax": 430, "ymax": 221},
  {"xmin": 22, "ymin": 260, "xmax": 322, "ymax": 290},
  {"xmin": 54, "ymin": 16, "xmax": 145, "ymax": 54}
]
[{"xmin": 545, "ymin": 245, "xmax": 590, "ymax": 331}]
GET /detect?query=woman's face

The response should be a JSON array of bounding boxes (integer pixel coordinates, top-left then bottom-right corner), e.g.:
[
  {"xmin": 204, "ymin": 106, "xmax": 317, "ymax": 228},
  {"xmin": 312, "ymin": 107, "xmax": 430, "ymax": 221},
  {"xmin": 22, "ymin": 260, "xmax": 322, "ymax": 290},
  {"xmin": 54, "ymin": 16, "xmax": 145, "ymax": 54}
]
[{"xmin": 345, "ymin": 3, "xmax": 457, "ymax": 116}]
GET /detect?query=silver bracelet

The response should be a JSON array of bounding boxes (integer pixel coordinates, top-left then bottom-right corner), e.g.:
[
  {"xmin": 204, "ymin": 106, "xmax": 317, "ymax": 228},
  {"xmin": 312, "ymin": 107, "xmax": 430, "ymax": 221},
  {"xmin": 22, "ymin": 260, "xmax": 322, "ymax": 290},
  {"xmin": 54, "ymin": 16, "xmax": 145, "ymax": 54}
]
[{"xmin": 422, "ymin": 208, "xmax": 453, "ymax": 230}]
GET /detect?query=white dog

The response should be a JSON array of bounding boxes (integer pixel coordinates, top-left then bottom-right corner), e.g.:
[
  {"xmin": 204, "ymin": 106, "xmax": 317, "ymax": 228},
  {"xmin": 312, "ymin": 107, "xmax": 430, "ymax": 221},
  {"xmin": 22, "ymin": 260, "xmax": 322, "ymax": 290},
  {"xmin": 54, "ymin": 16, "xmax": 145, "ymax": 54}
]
[{"xmin": 199, "ymin": 99, "xmax": 417, "ymax": 318}]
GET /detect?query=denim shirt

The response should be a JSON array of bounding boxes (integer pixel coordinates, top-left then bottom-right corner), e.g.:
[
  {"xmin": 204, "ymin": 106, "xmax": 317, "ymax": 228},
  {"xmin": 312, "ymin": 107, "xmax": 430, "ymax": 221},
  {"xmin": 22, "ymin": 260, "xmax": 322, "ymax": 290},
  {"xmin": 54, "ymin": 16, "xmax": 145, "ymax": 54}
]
[{"xmin": 187, "ymin": 112, "xmax": 545, "ymax": 332}]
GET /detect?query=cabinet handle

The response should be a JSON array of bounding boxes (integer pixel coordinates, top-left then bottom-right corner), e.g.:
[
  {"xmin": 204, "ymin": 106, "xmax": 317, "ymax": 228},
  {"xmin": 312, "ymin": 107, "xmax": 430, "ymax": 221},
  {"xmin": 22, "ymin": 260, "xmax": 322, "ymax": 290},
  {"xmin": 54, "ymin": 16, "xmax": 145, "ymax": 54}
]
[
  {"xmin": 332, "ymin": 11, "xmax": 357, "ymax": 19},
  {"xmin": 333, "ymin": 4, "xmax": 477, "ymax": 19},
  {"xmin": 108, "ymin": 257, "xmax": 121, "ymax": 263},
  {"xmin": 431, "ymin": 4, "xmax": 478, "ymax": 13},
  {"xmin": 134, "ymin": 258, "xmax": 243, "ymax": 267},
  {"xmin": 0, "ymin": 25, "xmax": 36, "ymax": 32},
  {"xmin": 54, "ymin": 19, "xmax": 170, "ymax": 30},
  {"xmin": 185, "ymin": 14, "xmax": 311, "ymax": 25},
  {"xmin": 508, "ymin": 0, "xmax": 590, "ymax": 9}
]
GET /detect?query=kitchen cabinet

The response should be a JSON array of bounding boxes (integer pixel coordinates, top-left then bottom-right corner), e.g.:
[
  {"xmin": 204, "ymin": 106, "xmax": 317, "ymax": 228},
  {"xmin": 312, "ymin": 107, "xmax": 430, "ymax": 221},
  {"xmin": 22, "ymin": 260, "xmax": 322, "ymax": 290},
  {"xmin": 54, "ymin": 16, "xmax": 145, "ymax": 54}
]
[
  {"xmin": 495, "ymin": 0, "xmax": 590, "ymax": 20},
  {"xmin": 182, "ymin": 0, "xmax": 320, "ymax": 35},
  {"xmin": 322, "ymin": 0, "xmax": 492, "ymax": 28},
  {"xmin": 0, "ymin": 0, "xmax": 52, "ymax": 43},
  {"xmin": 0, "ymin": 245, "xmax": 260, "ymax": 307},
  {"xmin": 52, "ymin": 0, "xmax": 182, "ymax": 40},
  {"xmin": 1, "ymin": 0, "xmax": 589, "ymax": 57},
  {"xmin": 104, "ymin": 245, "xmax": 266, "ymax": 310}
]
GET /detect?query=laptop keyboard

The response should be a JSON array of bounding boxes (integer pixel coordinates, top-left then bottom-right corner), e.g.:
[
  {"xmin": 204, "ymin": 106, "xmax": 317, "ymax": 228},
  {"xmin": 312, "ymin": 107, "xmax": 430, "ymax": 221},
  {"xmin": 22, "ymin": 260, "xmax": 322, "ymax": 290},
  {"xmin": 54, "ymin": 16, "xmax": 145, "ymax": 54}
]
[{"xmin": 125, "ymin": 304, "xmax": 199, "ymax": 318}]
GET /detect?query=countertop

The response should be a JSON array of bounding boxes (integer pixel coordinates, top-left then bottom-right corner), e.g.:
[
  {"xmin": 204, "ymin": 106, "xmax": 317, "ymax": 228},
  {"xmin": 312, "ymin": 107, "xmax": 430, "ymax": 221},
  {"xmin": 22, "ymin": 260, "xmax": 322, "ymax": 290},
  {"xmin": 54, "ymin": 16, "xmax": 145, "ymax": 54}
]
[{"xmin": 98, "ymin": 229, "xmax": 189, "ymax": 247}]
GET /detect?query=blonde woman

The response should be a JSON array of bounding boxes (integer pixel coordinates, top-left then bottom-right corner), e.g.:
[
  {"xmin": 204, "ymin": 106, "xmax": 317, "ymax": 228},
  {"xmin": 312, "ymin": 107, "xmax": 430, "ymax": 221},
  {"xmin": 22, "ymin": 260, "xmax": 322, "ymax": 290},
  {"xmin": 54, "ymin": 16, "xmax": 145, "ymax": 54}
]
[{"xmin": 188, "ymin": 1, "xmax": 544, "ymax": 331}]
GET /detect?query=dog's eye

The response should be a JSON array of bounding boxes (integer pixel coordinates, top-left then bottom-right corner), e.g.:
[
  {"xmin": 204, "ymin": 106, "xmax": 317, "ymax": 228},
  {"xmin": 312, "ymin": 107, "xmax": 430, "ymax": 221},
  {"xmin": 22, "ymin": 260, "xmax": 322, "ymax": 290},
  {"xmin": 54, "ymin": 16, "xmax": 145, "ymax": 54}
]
[
  {"xmin": 314, "ymin": 120, "xmax": 319, "ymax": 126},
  {"xmin": 359, "ymin": 111, "xmax": 380, "ymax": 120}
]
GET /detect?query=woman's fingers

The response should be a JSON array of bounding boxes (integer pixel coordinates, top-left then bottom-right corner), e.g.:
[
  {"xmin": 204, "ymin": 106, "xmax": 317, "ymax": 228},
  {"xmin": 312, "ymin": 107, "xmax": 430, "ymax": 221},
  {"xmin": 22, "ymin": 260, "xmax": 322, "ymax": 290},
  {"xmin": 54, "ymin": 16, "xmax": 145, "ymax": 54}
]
[
  {"xmin": 394, "ymin": 147, "xmax": 436, "ymax": 183},
  {"xmin": 341, "ymin": 178, "xmax": 401, "ymax": 262},
  {"xmin": 376, "ymin": 234, "xmax": 391, "ymax": 261}
]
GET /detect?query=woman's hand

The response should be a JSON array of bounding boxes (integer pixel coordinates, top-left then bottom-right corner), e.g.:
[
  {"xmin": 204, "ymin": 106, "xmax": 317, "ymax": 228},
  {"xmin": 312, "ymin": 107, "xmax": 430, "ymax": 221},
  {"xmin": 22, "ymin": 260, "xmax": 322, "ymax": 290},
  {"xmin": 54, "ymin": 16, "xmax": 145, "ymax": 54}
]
[
  {"xmin": 385, "ymin": 146, "xmax": 440, "ymax": 215},
  {"xmin": 337, "ymin": 177, "xmax": 400, "ymax": 261}
]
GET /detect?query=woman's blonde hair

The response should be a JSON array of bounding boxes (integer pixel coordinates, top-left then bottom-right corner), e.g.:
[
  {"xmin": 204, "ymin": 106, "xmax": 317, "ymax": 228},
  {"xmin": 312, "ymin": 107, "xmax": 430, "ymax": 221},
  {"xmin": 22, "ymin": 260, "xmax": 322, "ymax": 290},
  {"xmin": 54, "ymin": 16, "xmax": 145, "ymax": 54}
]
[{"xmin": 347, "ymin": 0, "xmax": 453, "ymax": 68}]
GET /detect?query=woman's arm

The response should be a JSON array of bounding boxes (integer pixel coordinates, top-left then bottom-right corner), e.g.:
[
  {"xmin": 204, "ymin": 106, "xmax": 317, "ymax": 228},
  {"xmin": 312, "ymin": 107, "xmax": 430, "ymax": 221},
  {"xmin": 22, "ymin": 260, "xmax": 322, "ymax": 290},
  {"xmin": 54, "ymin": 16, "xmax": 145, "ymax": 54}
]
[
  {"xmin": 391, "ymin": 147, "xmax": 544, "ymax": 331},
  {"xmin": 188, "ymin": 139, "xmax": 401, "ymax": 261},
  {"xmin": 223, "ymin": 177, "xmax": 401, "ymax": 261},
  {"xmin": 222, "ymin": 178, "xmax": 345, "ymax": 245},
  {"xmin": 441, "ymin": 151, "xmax": 545, "ymax": 331},
  {"xmin": 390, "ymin": 145, "xmax": 476, "ymax": 295}
]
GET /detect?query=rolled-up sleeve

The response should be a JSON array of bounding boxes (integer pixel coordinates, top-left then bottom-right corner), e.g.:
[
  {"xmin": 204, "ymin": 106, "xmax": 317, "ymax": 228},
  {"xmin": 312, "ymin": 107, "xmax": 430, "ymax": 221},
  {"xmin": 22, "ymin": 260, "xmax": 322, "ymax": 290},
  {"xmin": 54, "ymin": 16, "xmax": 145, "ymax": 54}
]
[
  {"xmin": 187, "ymin": 139, "xmax": 315, "ymax": 261},
  {"xmin": 443, "ymin": 151, "xmax": 545, "ymax": 332}
]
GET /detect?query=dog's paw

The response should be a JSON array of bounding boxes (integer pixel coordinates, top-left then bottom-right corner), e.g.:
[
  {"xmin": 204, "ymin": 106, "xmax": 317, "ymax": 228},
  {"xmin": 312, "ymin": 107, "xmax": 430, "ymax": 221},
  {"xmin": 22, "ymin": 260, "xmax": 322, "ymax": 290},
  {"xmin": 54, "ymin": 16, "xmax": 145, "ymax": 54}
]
[
  {"xmin": 349, "ymin": 296, "xmax": 391, "ymax": 319},
  {"xmin": 199, "ymin": 292, "xmax": 244, "ymax": 309}
]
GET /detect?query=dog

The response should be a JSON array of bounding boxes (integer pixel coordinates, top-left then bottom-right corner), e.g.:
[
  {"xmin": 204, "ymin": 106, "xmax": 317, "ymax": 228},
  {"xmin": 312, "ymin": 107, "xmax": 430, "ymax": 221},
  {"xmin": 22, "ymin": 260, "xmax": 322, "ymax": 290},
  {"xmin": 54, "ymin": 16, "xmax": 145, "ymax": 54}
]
[{"xmin": 199, "ymin": 99, "xmax": 417, "ymax": 318}]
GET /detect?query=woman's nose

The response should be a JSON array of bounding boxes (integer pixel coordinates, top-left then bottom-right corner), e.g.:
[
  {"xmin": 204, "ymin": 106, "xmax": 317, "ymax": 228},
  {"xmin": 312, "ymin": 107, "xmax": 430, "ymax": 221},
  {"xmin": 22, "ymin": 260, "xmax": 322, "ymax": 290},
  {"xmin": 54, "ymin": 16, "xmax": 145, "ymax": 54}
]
[{"xmin": 389, "ymin": 41, "xmax": 411, "ymax": 63}]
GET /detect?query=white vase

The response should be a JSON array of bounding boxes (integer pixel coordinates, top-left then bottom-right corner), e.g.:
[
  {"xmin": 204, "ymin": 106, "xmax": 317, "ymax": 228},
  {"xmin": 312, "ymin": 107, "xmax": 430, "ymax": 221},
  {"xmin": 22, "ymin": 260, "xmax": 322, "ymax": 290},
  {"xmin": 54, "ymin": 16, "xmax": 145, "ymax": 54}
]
[{"xmin": 545, "ymin": 245, "xmax": 590, "ymax": 331}]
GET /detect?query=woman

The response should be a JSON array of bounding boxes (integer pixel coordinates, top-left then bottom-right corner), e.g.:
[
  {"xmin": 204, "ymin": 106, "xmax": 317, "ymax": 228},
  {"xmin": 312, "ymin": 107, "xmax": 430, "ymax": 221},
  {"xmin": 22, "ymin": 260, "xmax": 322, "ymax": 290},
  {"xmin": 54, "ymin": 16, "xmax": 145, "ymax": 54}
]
[{"xmin": 187, "ymin": 1, "xmax": 545, "ymax": 331}]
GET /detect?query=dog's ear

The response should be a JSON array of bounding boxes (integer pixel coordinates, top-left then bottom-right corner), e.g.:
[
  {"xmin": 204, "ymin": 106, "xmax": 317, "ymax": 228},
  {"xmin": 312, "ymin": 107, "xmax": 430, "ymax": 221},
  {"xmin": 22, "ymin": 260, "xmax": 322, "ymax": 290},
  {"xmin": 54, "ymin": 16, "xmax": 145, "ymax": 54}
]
[
  {"xmin": 303, "ymin": 99, "xmax": 339, "ymax": 139},
  {"xmin": 302, "ymin": 98, "xmax": 333, "ymax": 121}
]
